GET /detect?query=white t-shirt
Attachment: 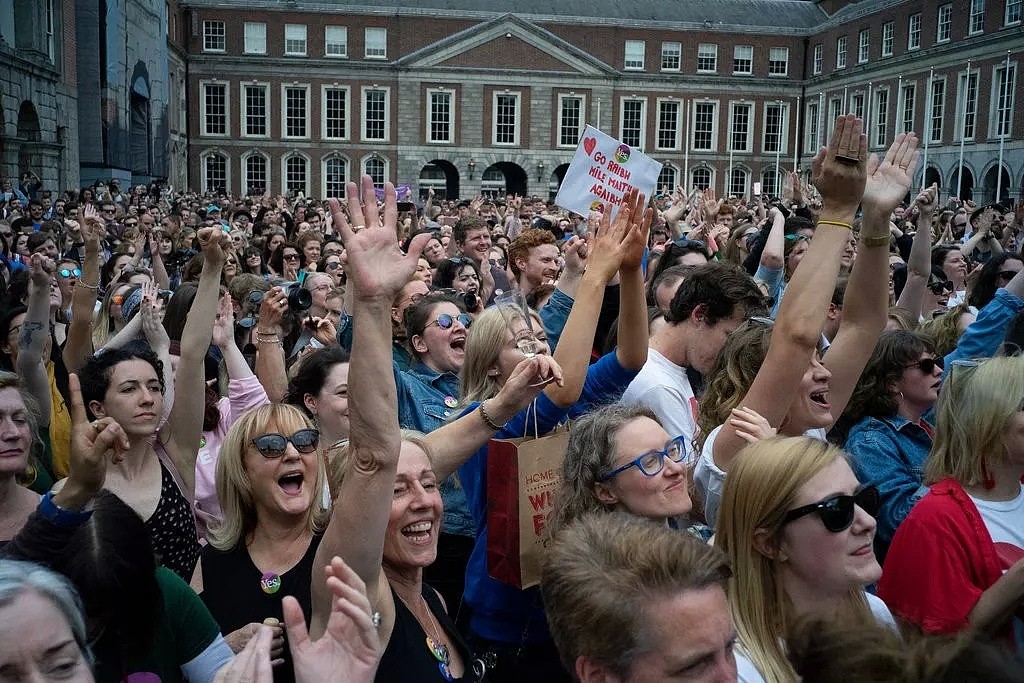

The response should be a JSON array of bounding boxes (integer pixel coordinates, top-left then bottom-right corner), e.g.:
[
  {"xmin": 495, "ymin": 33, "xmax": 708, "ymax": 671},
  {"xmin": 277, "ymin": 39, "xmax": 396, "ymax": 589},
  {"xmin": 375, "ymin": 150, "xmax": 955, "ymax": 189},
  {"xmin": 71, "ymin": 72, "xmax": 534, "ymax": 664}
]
[
  {"xmin": 621, "ymin": 348, "xmax": 699, "ymax": 463},
  {"xmin": 734, "ymin": 593, "xmax": 897, "ymax": 682},
  {"xmin": 968, "ymin": 484, "xmax": 1024, "ymax": 653},
  {"xmin": 695, "ymin": 425, "xmax": 827, "ymax": 529}
]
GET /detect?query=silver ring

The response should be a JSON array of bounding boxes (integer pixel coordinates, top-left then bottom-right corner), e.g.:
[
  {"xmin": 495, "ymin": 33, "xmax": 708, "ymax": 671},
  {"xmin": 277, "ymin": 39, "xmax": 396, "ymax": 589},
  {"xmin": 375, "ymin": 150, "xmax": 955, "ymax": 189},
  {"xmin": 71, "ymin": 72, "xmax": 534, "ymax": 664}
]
[{"xmin": 371, "ymin": 611, "xmax": 381, "ymax": 628}]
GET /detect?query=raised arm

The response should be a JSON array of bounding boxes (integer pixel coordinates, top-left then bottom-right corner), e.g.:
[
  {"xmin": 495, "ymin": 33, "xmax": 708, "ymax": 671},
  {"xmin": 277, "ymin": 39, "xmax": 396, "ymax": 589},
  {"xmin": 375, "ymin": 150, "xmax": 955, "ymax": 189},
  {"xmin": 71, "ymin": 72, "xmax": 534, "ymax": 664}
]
[
  {"xmin": 148, "ymin": 230, "xmax": 170, "ymax": 289},
  {"xmin": 311, "ymin": 176, "xmax": 429, "ymax": 638},
  {"xmin": 896, "ymin": 184, "xmax": 938, "ymax": 321},
  {"xmin": 759, "ymin": 206, "xmax": 786, "ymax": 271},
  {"xmin": 62, "ymin": 205, "xmax": 103, "ymax": 373},
  {"xmin": 253, "ymin": 287, "xmax": 290, "ymax": 403},
  {"xmin": 16, "ymin": 255, "xmax": 54, "ymax": 426},
  {"xmin": 614, "ymin": 194, "xmax": 652, "ymax": 370},
  {"xmin": 158, "ymin": 227, "xmax": 228, "ymax": 494},
  {"xmin": 713, "ymin": 115, "xmax": 867, "ymax": 469}
]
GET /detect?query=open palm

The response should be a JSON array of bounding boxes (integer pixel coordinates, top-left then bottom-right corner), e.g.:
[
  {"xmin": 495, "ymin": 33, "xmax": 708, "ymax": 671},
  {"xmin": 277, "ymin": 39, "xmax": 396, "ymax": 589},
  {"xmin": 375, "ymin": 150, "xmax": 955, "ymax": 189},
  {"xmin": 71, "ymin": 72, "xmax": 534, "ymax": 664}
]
[{"xmin": 862, "ymin": 133, "xmax": 920, "ymax": 216}]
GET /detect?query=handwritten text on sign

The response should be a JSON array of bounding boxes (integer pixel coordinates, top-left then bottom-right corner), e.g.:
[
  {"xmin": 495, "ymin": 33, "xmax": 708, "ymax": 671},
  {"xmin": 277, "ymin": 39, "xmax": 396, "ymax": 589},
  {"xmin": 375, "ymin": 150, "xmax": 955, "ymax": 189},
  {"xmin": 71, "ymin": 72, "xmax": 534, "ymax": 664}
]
[{"xmin": 555, "ymin": 125, "xmax": 663, "ymax": 220}]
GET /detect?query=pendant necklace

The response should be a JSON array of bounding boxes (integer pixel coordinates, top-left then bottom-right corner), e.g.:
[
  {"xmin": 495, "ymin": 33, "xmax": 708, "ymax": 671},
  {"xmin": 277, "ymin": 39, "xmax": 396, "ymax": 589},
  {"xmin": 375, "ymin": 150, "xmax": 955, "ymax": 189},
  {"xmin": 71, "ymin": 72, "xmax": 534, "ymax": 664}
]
[{"xmin": 406, "ymin": 592, "xmax": 454, "ymax": 681}]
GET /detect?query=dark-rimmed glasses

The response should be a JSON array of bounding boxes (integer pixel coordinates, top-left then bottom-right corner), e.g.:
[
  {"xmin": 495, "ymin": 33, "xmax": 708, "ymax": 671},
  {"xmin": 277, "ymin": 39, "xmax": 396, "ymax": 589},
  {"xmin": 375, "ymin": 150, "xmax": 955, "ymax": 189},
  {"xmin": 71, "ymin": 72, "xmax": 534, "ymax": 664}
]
[
  {"xmin": 998, "ymin": 270, "xmax": 1021, "ymax": 281},
  {"xmin": 252, "ymin": 428, "xmax": 320, "ymax": 458},
  {"xmin": 905, "ymin": 357, "xmax": 942, "ymax": 374},
  {"xmin": 782, "ymin": 485, "xmax": 879, "ymax": 532},
  {"xmin": 598, "ymin": 436, "xmax": 687, "ymax": 482},
  {"xmin": 426, "ymin": 313, "xmax": 472, "ymax": 330},
  {"xmin": 927, "ymin": 279, "xmax": 954, "ymax": 295}
]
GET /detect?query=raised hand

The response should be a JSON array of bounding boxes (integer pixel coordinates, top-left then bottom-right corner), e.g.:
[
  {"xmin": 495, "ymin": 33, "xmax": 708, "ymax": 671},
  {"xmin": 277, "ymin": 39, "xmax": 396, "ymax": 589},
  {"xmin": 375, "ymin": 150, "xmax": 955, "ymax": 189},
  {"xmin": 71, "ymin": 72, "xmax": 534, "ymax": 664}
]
[
  {"xmin": 28, "ymin": 253, "xmax": 54, "ymax": 288},
  {"xmin": 812, "ymin": 115, "xmax": 868, "ymax": 218},
  {"xmin": 619, "ymin": 191, "xmax": 653, "ymax": 272},
  {"xmin": 327, "ymin": 176, "xmax": 429, "ymax": 301},
  {"xmin": 587, "ymin": 191, "xmax": 636, "ymax": 282},
  {"xmin": 491, "ymin": 355, "xmax": 565, "ymax": 417},
  {"xmin": 561, "ymin": 235, "xmax": 589, "ymax": 278},
  {"xmin": 197, "ymin": 226, "xmax": 230, "ymax": 267},
  {"xmin": 257, "ymin": 287, "xmax": 287, "ymax": 334},
  {"xmin": 913, "ymin": 183, "xmax": 939, "ymax": 217},
  {"xmin": 140, "ymin": 283, "xmax": 170, "ymax": 355},
  {"xmin": 211, "ymin": 292, "xmax": 235, "ymax": 349},
  {"xmin": 728, "ymin": 406, "xmax": 778, "ymax": 445},
  {"xmin": 861, "ymin": 133, "xmax": 920, "ymax": 219},
  {"xmin": 80, "ymin": 204, "xmax": 105, "ymax": 245}
]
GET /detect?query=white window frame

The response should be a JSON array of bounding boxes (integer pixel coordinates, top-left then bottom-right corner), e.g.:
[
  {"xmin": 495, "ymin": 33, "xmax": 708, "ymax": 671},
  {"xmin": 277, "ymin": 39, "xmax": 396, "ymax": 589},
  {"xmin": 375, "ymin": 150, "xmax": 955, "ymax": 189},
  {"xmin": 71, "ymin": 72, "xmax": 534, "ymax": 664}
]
[
  {"xmin": 243, "ymin": 22, "xmax": 266, "ymax": 55},
  {"xmin": 989, "ymin": 62, "xmax": 1017, "ymax": 140},
  {"xmin": 658, "ymin": 164, "xmax": 679, "ymax": 193},
  {"xmin": 199, "ymin": 80, "xmax": 229, "ymax": 137},
  {"xmin": 836, "ymin": 36, "xmax": 847, "ymax": 69},
  {"xmin": 936, "ymin": 4, "xmax": 952, "ymax": 43},
  {"xmin": 908, "ymin": 13, "xmax": 921, "ymax": 50},
  {"xmin": 362, "ymin": 86, "xmax": 392, "ymax": 143},
  {"xmin": 858, "ymin": 29, "xmax": 869, "ymax": 64},
  {"xmin": 557, "ymin": 94, "xmax": 586, "ymax": 149},
  {"xmin": 881, "ymin": 22, "xmax": 894, "ymax": 57},
  {"xmin": 728, "ymin": 101, "xmax": 753, "ymax": 153},
  {"xmin": 201, "ymin": 150, "xmax": 230, "ymax": 194},
  {"xmin": 202, "ymin": 20, "xmax": 225, "ymax": 53},
  {"xmin": 321, "ymin": 154, "xmax": 350, "ymax": 198},
  {"xmin": 361, "ymin": 155, "xmax": 390, "ymax": 188},
  {"xmin": 969, "ymin": 0, "xmax": 985, "ymax": 35},
  {"xmin": 697, "ymin": 43, "xmax": 718, "ymax": 73},
  {"xmin": 727, "ymin": 166, "xmax": 750, "ymax": 198},
  {"xmin": 240, "ymin": 82, "xmax": 270, "ymax": 139},
  {"xmin": 1007, "ymin": 0, "xmax": 1022, "ymax": 26},
  {"xmin": 427, "ymin": 88, "xmax": 455, "ymax": 144},
  {"xmin": 365, "ymin": 27, "xmax": 387, "ymax": 59},
  {"xmin": 761, "ymin": 101, "xmax": 788, "ymax": 155},
  {"xmin": 954, "ymin": 71, "xmax": 978, "ymax": 142},
  {"xmin": 768, "ymin": 47, "xmax": 788, "ymax": 76},
  {"xmin": 618, "ymin": 97, "xmax": 647, "ymax": 150},
  {"xmin": 812, "ymin": 44, "xmax": 823, "ymax": 75},
  {"xmin": 691, "ymin": 100, "xmax": 719, "ymax": 152},
  {"xmin": 691, "ymin": 166, "xmax": 715, "ymax": 191},
  {"xmin": 828, "ymin": 97, "xmax": 842, "ymax": 139},
  {"xmin": 492, "ymin": 91, "xmax": 521, "ymax": 146},
  {"xmin": 927, "ymin": 77, "xmax": 946, "ymax": 144},
  {"xmin": 655, "ymin": 98, "xmax": 681, "ymax": 151},
  {"xmin": 624, "ymin": 40, "xmax": 645, "ymax": 71},
  {"xmin": 281, "ymin": 153, "xmax": 310, "ymax": 196},
  {"xmin": 660, "ymin": 42, "xmax": 681, "ymax": 72},
  {"xmin": 873, "ymin": 87, "xmax": 889, "ymax": 148},
  {"xmin": 281, "ymin": 84, "xmax": 310, "ymax": 140},
  {"xmin": 325, "ymin": 26, "xmax": 348, "ymax": 58},
  {"xmin": 242, "ymin": 151, "xmax": 270, "ymax": 196},
  {"xmin": 899, "ymin": 82, "xmax": 916, "ymax": 135},
  {"xmin": 284, "ymin": 24, "xmax": 307, "ymax": 56},
  {"xmin": 806, "ymin": 100, "xmax": 820, "ymax": 150},
  {"xmin": 733, "ymin": 45, "xmax": 753, "ymax": 75},
  {"xmin": 321, "ymin": 86, "xmax": 351, "ymax": 141},
  {"xmin": 851, "ymin": 92, "xmax": 865, "ymax": 122}
]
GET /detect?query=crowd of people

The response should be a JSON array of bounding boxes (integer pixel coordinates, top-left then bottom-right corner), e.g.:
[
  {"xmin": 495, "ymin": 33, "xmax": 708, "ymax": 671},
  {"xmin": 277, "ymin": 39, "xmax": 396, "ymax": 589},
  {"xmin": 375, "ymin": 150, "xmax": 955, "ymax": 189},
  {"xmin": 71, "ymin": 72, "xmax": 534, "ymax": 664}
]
[{"xmin": 0, "ymin": 113, "xmax": 1023, "ymax": 683}]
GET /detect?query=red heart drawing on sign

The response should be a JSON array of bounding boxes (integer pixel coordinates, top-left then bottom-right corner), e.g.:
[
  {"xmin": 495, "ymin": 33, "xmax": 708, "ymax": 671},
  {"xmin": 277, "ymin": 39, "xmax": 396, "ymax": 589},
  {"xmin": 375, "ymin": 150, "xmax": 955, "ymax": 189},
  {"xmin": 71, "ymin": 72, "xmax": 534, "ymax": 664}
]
[{"xmin": 583, "ymin": 137, "xmax": 596, "ymax": 156}]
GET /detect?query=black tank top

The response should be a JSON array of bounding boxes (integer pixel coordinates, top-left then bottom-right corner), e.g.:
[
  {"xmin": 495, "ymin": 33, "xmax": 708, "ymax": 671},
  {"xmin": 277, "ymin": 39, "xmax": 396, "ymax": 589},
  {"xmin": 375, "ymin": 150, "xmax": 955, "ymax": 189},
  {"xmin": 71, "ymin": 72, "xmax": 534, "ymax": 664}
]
[
  {"xmin": 145, "ymin": 461, "xmax": 201, "ymax": 582},
  {"xmin": 200, "ymin": 534, "xmax": 322, "ymax": 683},
  {"xmin": 376, "ymin": 583, "xmax": 474, "ymax": 682}
]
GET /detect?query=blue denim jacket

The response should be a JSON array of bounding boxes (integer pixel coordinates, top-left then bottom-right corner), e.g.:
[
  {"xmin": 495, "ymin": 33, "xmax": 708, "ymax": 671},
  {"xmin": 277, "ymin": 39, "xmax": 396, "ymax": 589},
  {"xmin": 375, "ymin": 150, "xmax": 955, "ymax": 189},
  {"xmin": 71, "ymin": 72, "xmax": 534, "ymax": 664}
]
[
  {"xmin": 336, "ymin": 313, "xmax": 413, "ymax": 371},
  {"xmin": 943, "ymin": 288, "xmax": 1024, "ymax": 371},
  {"xmin": 538, "ymin": 288, "xmax": 573, "ymax": 352},
  {"xmin": 845, "ymin": 411, "xmax": 934, "ymax": 563}
]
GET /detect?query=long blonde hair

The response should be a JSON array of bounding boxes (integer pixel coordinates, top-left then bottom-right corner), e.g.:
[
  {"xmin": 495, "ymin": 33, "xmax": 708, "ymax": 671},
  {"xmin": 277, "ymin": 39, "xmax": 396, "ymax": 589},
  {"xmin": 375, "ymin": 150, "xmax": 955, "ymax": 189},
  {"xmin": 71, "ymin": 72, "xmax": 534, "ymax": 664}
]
[
  {"xmin": 716, "ymin": 437, "xmax": 872, "ymax": 682},
  {"xmin": 926, "ymin": 355, "xmax": 1024, "ymax": 487},
  {"xmin": 209, "ymin": 404, "xmax": 328, "ymax": 550},
  {"xmin": 459, "ymin": 306, "xmax": 517, "ymax": 406}
]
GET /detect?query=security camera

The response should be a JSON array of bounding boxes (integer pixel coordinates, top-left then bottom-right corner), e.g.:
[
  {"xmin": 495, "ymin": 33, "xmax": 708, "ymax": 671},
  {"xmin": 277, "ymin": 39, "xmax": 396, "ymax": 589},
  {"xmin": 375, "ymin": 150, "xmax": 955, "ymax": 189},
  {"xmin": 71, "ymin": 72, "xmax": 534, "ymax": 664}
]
[{"xmin": 505, "ymin": 32, "xmax": 512, "ymax": 39}]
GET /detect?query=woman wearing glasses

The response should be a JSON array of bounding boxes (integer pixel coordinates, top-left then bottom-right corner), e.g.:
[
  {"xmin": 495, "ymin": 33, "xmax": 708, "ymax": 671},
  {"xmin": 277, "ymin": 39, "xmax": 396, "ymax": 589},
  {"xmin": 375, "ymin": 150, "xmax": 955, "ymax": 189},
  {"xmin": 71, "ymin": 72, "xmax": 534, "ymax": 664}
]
[
  {"xmin": 317, "ymin": 253, "xmax": 345, "ymax": 288},
  {"xmin": 717, "ymin": 436, "xmax": 894, "ymax": 682},
  {"xmin": 268, "ymin": 242, "xmax": 300, "ymax": 281},
  {"xmin": 969, "ymin": 253, "xmax": 1024, "ymax": 311},
  {"xmin": 841, "ymin": 330, "xmax": 942, "ymax": 562},
  {"xmin": 879, "ymin": 355, "xmax": 1024, "ymax": 652}
]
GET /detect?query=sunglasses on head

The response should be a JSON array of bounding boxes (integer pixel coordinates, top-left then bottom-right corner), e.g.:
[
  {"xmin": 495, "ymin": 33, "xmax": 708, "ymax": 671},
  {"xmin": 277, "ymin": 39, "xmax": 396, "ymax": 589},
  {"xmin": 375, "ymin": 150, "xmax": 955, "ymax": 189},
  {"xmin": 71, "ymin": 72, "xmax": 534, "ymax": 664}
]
[
  {"xmin": 59, "ymin": 268, "xmax": 82, "ymax": 278},
  {"xmin": 672, "ymin": 237, "xmax": 707, "ymax": 250},
  {"xmin": 905, "ymin": 357, "xmax": 942, "ymax": 374},
  {"xmin": 252, "ymin": 428, "xmax": 320, "ymax": 458},
  {"xmin": 998, "ymin": 270, "xmax": 1020, "ymax": 281},
  {"xmin": 427, "ymin": 312, "xmax": 472, "ymax": 330},
  {"xmin": 927, "ymin": 279, "xmax": 954, "ymax": 295},
  {"xmin": 782, "ymin": 485, "xmax": 880, "ymax": 533}
]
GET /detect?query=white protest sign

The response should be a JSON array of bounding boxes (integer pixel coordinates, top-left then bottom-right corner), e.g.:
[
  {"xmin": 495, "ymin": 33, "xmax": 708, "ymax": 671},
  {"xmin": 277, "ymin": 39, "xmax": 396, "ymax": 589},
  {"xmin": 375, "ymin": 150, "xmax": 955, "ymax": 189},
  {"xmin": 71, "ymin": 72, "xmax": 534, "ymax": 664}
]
[{"xmin": 555, "ymin": 125, "xmax": 663, "ymax": 220}]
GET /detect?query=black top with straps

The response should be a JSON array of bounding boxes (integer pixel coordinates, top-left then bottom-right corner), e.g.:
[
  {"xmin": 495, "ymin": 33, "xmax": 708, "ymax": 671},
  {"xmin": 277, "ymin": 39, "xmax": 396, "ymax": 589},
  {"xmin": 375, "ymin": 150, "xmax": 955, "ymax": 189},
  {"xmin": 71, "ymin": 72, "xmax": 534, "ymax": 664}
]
[
  {"xmin": 146, "ymin": 461, "xmax": 201, "ymax": 582},
  {"xmin": 376, "ymin": 583, "xmax": 474, "ymax": 682}
]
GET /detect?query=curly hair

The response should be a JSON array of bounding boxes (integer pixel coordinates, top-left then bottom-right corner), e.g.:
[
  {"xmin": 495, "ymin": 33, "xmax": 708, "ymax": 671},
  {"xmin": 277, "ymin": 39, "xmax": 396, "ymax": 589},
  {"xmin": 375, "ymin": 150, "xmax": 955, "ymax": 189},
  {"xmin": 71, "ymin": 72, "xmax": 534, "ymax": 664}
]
[
  {"xmin": 507, "ymin": 228, "xmax": 557, "ymax": 278},
  {"xmin": 842, "ymin": 331, "xmax": 935, "ymax": 425},
  {"xmin": 920, "ymin": 303, "xmax": 973, "ymax": 358}
]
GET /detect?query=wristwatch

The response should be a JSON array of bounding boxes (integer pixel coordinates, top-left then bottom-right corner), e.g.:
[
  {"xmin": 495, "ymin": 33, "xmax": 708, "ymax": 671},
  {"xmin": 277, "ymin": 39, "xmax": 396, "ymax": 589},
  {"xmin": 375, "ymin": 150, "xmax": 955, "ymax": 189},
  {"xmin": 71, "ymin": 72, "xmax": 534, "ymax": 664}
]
[{"xmin": 38, "ymin": 491, "xmax": 93, "ymax": 528}]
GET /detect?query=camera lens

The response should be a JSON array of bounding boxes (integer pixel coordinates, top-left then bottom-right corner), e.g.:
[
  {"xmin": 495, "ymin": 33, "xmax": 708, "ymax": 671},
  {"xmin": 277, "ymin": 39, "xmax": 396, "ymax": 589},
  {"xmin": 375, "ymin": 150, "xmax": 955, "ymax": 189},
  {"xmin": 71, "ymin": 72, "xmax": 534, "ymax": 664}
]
[
  {"xmin": 463, "ymin": 291, "xmax": 478, "ymax": 311},
  {"xmin": 286, "ymin": 284, "xmax": 312, "ymax": 312}
]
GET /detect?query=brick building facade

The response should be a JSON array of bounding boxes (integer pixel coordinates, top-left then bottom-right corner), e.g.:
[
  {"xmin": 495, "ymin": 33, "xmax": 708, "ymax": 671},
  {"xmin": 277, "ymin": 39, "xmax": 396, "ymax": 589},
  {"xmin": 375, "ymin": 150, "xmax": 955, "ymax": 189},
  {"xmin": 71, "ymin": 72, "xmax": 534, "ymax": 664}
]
[{"xmin": 180, "ymin": 0, "xmax": 1020, "ymax": 203}]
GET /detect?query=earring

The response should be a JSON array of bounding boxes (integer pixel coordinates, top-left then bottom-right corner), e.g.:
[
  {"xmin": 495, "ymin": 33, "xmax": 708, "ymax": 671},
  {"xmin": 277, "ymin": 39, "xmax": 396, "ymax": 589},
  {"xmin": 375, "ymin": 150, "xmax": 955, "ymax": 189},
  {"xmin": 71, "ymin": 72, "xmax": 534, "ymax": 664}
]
[{"xmin": 896, "ymin": 391, "xmax": 904, "ymax": 402}]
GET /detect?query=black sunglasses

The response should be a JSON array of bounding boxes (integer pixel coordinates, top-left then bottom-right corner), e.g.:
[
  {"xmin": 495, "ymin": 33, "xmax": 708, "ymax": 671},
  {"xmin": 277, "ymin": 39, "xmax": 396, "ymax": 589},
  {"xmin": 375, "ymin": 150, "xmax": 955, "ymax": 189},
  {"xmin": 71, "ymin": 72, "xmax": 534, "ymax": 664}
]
[
  {"xmin": 927, "ymin": 279, "xmax": 954, "ymax": 295},
  {"xmin": 998, "ymin": 270, "xmax": 1020, "ymax": 281},
  {"xmin": 251, "ymin": 428, "xmax": 320, "ymax": 458},
  {"xmin": 283, "ymin": 253, "xmax": 300, "ymax": 261},
  {"xmin": 672, "ymin": 237, "xmax": 707, "ymax": 250},
  {"xmin": 782, "ymin": 485, "xmax": 880, "ymax": 533},
  {"xmin": 905, "ymin": 357, "xmax": 942, "ymax": 374}
]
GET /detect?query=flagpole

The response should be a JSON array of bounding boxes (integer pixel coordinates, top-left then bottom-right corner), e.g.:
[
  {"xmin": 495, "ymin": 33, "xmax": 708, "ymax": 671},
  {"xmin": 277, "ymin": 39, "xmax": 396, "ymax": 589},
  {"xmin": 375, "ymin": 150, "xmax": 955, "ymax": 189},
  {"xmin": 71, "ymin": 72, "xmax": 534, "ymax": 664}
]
[
  {"xmin": 774, "ymin": 99, "xmax": 783, "ymax": 196},
  {"xmin": 956, "ymin": 60, "xmax": 971, "ymax": 200},
  {"xmin": 865, "ymin": 83, "xmax": 873, "ymax": 143},
  {"xmin": 996, "ymin": 51, "xmax": 1011, "ymax": 202},
  {"xmin": 922, "ymin": 67, "xmax": 934, "ymax": 191},
  {"xmin": 793, "ymin": 95, "xmax": 801, "ymax": 171},
  {"xmin": 683, "ymin": 99, "xmax": 690, "ymax": 192},
  {"xmin": 895, "ymin": 75, "xmax": 903, "ymax": 138},
  {"xmin": 843, "ymin": 86, "xmax": 848, "ymax": 113},
  {"xmin": 818, "ymin": 92, "xmax": 824, "ymax": 149}
]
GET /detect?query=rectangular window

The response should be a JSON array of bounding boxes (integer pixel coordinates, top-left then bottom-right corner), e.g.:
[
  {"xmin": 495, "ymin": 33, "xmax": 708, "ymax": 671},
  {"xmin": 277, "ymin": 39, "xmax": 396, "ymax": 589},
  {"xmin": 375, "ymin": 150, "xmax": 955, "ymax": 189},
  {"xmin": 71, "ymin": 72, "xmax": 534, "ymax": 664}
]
[
  {"xmin": 657, "ymin": 100, "xmax": 681, "ymax": 150},
  {"xmin": 363, "ymin": 88, "xmax": 389, "ymax": 141},
  {"xmin": 325, "ymin": 26, "xmax": 347, "ymax": 57},
  {"xmin": 729, "ymin": 102, "xmax": 752, "ymax": 152},
  {"xmin": 365, "ymin": 27, "xmax": 387, "ymax": 59},
  {"xmin": 993, "ymin": 64, "xmax": 1016, "ymax": 138},
  {"xmin": 733, "ymin": 45, "xmax": 753, "ymax": 74},
  {"xmin": 1008, "ymin": 0, "xmax": 1022, "ymax": 25},
  {"xmin": 244, "ymin": 154, "xmax": 268, "ymax": 196},
  {"xmin": 243, "ymin": 22, "xmax": 265, "ymax": 54},
  {"xmin": 697, "ymin": 43, "xmax": 718, "ymax": 73},
  {"xmin": 908, "ymin": 13, "xmax": 921, "ymax": 50},
  {"xmin": 283, "ymin": 86, "xmax": 308, "ymax": 138},
  {"xmin": 828, "ymin": 98, "xmax": 842, "ymax": 139},
  {"xmin": 929, "ymin": 79, "xmax": 945, "ymax": 143},
  {"xmin": 558, "ymin": 95, "xmax": 584, "ymax": 148},
  {"xmin": 285, "ymin": 156, "xmax": 308, "ymax": 195},
  {"xmin": 620, "ymin": 98, "xmax": 646, "ymax": 148},
  {"xmin": 806, "ymin": 100, "xmax": 820, "ymax": 150},
  {"xmin": 661, "ymin": 42, "xmax": 681, "ymax": 71},
  {"xmin": 956, "ymin": 73, "xmax": 978, "ymax": 140},
  {"xmin": 203, "ymin": 20, "xmax": 225, "ymax": 53},
  {"xmin": 858, "ymin": 29, "xmax": 869, "ymax": 63},
  {"xmin": 836, "ymin": 36, "xmax": 847, "ymax": 69},
  {"xmin": 937, "ymin": 4, "xmax": 952, "ymax": 42},
  {"xmin": 728, "ymin": 169, "xmax": 748, "ymax": 198},
  {"xmin": 763, "ymin": 102, "xmax": 786, "ymax": 154},
  {"xmin": 204, "ymin": 154, "xmax": 227, "ymax": 193},
  {"xmin": 242, "ymin": 84, "xmax": 268, "ymax": 137},
  {"xmin": 428, "ymin": 90, "xmax": 454, "ymax": 144},
  {"xmin": 324, "ymin": 157, "xmax": 347, "ymax": 199},
  {"xmin": 624, "ymin": 40, "xmax": 645, "ymax": 70},
  {"xmin": 692, "ymin": 102, "xmax": 717, "ymax": 151},
  {"xmin": 969, "ymin": 0, "xmax": 985, "ymax": 34},
  {"xmin": 874, "ymin": 89, "xmax": 889, "ymax": 147},
  {"xmin": 284, "ymin": 24, "xmax": 306, "ymax": 55},
  {"xmin": 768, "ymin": 47, "xmax": 788, "ymax": 76},
  {"xmin": 201, "ymin": 82, "xmax": 227, "ymax": 136},
  {"xmin": 323, "ymin": 87, "xmax": 349, "ymax": 140},
  {"xmin": 813, "ymin": 44, "xmax": 823, "ymax": 75},
  {"xmin": 493, "ymin": 92, "xmax": 520, "ymax": 146},
  {"xmin": 851, "ymin": 93, "xmax": 865, "ymax": 122},
  {"xmin": 901, "ymin": 83, "xmax": 916, "ymax": 134},
  {"xmin": 882, "ymin": 22, "xmax": 894, "ymax": 57}
]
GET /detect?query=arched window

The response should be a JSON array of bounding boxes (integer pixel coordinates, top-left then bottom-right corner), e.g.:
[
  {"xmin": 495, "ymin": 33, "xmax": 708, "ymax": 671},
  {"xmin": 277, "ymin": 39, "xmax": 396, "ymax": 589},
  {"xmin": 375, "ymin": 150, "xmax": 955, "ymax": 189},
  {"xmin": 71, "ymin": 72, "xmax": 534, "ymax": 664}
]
[
  {"xmin": 692, "ymin": 167, "xmax": 712, "ymax": 190},
  {"xmin": 243, "ymin": 152, "xmax": 269, "ymax": 196},
  {"xmin": 761, "ymin": 167, "xmax": 780, "ymax": 198},
  {"xmin": 283, "ymin": 154, "xmax": 309, "ymax": 195},
  {"xmin": 728, "ymin": 167, "xmax": 749, "ymax": 198},
  {"xmin": 323, "ymin": 156, "xmax": 348, "ymax": 198},
  {"xmin": 657, "ymin": 164, "xmax": 678, "ymax": 193},
  {"xmin": 203, "ymin": 152, "xmax": 228, "ymax": 194},
  {"xmin": 364, "ymin": 156, "xmax": 387, "ymax": 188}
]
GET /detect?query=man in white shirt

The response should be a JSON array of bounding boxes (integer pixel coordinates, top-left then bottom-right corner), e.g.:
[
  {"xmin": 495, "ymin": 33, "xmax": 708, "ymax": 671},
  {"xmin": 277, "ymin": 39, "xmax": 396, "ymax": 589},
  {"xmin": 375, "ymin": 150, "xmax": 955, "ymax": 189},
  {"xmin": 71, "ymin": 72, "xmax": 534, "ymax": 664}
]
[{"xmin": 622, "ymin": 262, "xmax": 767, "ymax": 462}]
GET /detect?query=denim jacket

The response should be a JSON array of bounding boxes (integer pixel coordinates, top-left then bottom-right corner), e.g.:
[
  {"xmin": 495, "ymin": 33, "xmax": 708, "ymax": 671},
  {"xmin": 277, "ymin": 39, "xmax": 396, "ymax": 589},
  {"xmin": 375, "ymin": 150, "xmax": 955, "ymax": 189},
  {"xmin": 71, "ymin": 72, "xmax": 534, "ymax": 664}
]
[
  {"xmin": 336, "ymin": 313, "xmax": 413, "ymax": 371},
  {"xmin": 846, "ymin": 410, "xmax": 934, "ymax": 563},
  {"xmin": 944, "ymin": 288, "xmax": 1024, "ymax": 371},
  {"xmin": 538, "ymin": 288, "xmax": 573, "ymax": 352}
]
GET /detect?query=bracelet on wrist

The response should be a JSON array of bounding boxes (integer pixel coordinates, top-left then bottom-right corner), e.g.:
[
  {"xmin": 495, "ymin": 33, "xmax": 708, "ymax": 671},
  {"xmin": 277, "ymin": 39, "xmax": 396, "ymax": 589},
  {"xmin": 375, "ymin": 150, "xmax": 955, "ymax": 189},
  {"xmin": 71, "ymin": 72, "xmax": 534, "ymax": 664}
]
[
  {"xmin": 860, "ymin": 235, "xmax": 891, "ymax": 248},
  {"xmin": 478, "ymin": 400, "xmax": 508, "ymax": 431},
  {"xmin": 77, "ymin": 279, "xmax": 100, "ymax": 291}
]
